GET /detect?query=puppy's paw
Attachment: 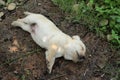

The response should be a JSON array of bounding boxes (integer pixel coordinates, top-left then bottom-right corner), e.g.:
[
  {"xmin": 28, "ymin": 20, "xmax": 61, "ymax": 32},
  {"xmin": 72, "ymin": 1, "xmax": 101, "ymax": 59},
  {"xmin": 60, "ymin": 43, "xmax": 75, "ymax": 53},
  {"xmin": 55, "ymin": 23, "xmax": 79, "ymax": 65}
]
[
  {"xmin": 46, "ymin": 60, "xmax": 52, "ymax": 74},
  {"xmin": 11, "ymin": 21, "xmax": 19, "ymax": 26},
  {"xmin": 11, "ymin": 21, "xmax": 22, "ymax": 27}
]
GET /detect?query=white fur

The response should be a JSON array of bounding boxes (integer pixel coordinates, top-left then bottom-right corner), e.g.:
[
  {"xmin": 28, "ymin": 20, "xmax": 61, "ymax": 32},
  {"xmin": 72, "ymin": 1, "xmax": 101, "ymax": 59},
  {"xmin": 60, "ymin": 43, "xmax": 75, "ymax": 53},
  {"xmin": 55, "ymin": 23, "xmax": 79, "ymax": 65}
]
[{"xmin": 11, "ymin": 12, "xmax": 86, "ymax": 73}]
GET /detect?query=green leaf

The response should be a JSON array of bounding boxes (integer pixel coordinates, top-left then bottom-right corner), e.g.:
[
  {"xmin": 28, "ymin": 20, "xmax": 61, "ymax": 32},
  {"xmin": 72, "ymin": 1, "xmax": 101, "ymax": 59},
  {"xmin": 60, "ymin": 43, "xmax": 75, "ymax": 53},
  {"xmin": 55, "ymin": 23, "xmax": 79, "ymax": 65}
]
[
  {"xmin": 7, "ymin": 0, "xmax": 14, "ymax": 4},
  {"xmin": 111, "ymin": 30, "xmax": 120, "ymax": 44},
  {"xmin": 105, "ymin": 0, "xmax": 111, "ymax": 3},
  {"xmin": 21, "ymin": 75, "xmax": 25, "ymax": 80},
  {"xmin": 110, "ymin": 16, "xmax": 117, "ymax": 20},
  {"xmin": 116, "ymin": 18, "xmax": 120, "ymax": 23}
]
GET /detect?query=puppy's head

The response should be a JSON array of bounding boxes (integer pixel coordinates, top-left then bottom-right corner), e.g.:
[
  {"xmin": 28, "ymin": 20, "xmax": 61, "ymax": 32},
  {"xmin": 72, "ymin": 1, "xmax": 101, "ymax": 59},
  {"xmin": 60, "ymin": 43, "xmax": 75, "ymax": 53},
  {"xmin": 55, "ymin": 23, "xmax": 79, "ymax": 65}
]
[{"xmin": 64, "ymin": 35, "xmax": 86, "ymax": 62}]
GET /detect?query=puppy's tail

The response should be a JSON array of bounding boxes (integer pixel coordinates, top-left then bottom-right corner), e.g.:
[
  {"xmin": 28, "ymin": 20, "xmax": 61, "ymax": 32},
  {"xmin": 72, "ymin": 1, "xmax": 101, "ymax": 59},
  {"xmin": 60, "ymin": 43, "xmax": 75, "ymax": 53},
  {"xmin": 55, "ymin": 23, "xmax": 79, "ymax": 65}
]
[{"xmin": 24, "ymin": 11, "xmax": 33, "ymax": 15}]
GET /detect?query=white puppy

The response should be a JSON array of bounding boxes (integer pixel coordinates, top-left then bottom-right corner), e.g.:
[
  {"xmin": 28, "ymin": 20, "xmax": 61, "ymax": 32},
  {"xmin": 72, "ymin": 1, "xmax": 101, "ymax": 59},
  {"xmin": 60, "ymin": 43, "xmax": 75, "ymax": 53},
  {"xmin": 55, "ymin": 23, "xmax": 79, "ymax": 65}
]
[{"xmin": 11, "ymin": 12, "xmax": 86, "ymax": 73}]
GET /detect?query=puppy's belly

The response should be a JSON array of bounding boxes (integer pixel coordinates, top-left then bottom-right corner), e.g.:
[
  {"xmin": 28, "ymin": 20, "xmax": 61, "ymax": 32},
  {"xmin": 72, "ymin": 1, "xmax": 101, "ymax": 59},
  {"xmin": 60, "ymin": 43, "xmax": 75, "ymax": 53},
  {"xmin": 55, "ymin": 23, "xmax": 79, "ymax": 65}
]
[
  {"xmin": 31, "ymin": 34, "xmax": 48, "ymax": 48},
  {"xmin": 55, "ymin": 49, "xmax": 64, "ymax": 58}
]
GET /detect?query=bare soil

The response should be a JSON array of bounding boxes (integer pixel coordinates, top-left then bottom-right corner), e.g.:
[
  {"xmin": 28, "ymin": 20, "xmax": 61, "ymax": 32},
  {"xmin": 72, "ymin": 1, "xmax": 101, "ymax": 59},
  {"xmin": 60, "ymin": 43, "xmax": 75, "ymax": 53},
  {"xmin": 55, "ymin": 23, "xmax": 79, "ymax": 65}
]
[{"xmin": 0, "ymin": 0, "xmax": 116, "ymax": 80}]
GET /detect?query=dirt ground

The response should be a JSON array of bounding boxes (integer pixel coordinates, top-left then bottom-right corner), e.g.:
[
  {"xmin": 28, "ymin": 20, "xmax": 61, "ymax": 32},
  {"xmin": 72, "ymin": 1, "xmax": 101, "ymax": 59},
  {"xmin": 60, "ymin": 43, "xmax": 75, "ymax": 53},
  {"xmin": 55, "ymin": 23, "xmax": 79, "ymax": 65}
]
[{"xmin": 0, "ymin": 0, "xmax": 116, "ymax": 80}]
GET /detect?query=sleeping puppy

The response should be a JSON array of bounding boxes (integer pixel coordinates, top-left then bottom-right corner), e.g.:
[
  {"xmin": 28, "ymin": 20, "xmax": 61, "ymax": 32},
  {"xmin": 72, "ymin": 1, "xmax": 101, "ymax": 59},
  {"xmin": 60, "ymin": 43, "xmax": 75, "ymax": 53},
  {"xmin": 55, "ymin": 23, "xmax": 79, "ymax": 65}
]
[{"xmin": 11, "ymin": 12, "xmax": 86, "ymax": 73}]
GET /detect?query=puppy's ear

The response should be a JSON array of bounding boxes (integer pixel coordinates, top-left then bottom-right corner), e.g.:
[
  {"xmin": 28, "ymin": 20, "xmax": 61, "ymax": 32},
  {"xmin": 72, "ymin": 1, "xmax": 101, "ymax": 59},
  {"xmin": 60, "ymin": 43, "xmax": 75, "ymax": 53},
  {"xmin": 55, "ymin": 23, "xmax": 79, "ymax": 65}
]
[
  {"xmin": 30, "ymin": 23, "xmax": 37, "ymax": 32},
  {"xmin": 72, "ymin": 35, "xmax": 80, "ymax": 40}
]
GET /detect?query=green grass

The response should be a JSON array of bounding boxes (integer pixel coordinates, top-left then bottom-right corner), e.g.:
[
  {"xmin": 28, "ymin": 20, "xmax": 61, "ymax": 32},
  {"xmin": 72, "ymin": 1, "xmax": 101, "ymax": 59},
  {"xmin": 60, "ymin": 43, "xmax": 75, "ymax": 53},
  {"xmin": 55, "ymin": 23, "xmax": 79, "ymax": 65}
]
[{"xmin": 52, "ymin": 0, "xmax": 120, "ymax": 49}]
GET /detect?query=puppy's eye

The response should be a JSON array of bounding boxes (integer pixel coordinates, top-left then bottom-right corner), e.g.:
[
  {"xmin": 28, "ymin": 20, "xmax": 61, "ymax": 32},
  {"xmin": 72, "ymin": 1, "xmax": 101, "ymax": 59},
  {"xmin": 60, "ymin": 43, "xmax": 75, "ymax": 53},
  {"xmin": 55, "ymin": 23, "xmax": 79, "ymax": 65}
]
[
  {"xmin": 30, "ymin": 23, "xmax": 36, "ymax": 27},
  {"xmin": 23, "ymin": 22, "xmax": 28, "ymax": 24}
]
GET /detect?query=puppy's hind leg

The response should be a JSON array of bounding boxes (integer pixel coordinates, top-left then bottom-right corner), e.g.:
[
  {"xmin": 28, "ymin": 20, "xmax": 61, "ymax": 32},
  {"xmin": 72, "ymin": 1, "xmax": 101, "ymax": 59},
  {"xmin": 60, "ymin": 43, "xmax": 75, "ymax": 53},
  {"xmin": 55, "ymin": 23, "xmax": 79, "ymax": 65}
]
[{"xmin": 11, "ymin": 21, "xmax": 24, "ymax": 27}]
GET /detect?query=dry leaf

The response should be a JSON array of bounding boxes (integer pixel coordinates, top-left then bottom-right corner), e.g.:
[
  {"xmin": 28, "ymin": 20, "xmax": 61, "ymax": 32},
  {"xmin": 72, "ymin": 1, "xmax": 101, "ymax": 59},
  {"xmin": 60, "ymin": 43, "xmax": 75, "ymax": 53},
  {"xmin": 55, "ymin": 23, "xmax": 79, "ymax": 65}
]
[
  {"xmin": 13, "ymin": 39, "xmax": 19, "ymax": 47},
  {"xmin": 9, "ymin": 46, "xmax": 18, "ymax": 53}
]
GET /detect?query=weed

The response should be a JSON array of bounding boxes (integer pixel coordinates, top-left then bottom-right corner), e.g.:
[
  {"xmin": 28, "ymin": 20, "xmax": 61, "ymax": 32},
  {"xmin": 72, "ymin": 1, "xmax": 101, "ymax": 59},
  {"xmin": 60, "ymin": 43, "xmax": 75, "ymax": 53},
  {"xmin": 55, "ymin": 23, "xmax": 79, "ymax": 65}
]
[
  {"xmin": 7, "ymin": 0, "xmax": 14, "ymax": 4},
  {"xmin": 52, "ymin": 0, "xmax": 120, "ymax": 49}
]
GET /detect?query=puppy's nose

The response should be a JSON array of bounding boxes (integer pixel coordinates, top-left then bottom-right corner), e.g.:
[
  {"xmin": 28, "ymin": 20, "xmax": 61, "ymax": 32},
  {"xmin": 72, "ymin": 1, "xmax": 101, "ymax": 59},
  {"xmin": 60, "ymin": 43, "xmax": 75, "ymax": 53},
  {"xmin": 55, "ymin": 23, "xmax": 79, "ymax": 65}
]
[{"xmin": 78, "ymin": 56, "xmax": 85, "ymax": 61}]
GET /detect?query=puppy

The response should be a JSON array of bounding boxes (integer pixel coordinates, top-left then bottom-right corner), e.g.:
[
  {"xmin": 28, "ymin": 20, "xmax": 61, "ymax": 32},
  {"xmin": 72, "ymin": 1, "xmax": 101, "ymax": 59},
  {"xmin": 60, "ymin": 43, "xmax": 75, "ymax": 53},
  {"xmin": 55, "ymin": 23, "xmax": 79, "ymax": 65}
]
[{"xmin": 11, "ymin": 12, "xmax": 86, "ymax": 73}]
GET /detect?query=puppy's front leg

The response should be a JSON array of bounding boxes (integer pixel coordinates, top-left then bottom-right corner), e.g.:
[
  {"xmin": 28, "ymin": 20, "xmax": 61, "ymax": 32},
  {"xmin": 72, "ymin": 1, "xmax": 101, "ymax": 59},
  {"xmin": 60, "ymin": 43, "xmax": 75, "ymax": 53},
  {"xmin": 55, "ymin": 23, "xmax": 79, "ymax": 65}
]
[
  {"xmin": 45, "ymin": 50, "xmax": 56, "ymax": 73},
  {"xmin": 45, "ymin": 45, "xmax": 58, "ymax": 73}
]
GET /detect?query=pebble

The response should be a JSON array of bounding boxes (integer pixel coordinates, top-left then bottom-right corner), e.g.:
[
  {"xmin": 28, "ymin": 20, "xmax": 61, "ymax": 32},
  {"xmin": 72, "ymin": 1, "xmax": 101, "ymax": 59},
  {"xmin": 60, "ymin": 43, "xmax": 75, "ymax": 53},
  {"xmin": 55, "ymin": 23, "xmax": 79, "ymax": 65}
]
[
  {"xmin": 38, "ymin": 3, "xmax": 41, "ymax": 6},
  {"xmin": 73, "ymin": 4, "xmax": 79, "ymax": 12},
  {"xmin": 0, "ymin": 0, "xmax": 5, "ymax": 5},
  {"xmin": 0, "ymin": 12, "xmax": 4, "ymax": 21},
  {"xmin": 0, "ymin": 12, "xmax": 4, "ymax": 18},
  {"xmin": 7, "ymin": 3, "xmax": 16, "ymax": 11},
  {"xmin": 107, "ymin": 34, "xmax": 112, "ymax": 41},
  {"xmin": 99, "ymin": 19, "xmax": 108, "ymax": 26}
]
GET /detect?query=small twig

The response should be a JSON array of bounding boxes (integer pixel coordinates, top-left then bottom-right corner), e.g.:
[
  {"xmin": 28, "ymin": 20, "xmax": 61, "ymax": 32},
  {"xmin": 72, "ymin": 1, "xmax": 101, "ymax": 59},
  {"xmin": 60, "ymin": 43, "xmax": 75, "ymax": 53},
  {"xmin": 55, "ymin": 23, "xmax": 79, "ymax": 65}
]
[
  {"xmin": 0, "ymin": 49, "xmax": 41, "ymax": 66},
  {"xmin": 48, "ymin": 74, "xmax": 67, "ymax": 80},
  {"xmin": 83, "ymin": 69, "xmax": 89, "ymax": 76},
  {"xmin": 22, "ymin": 0, "xmax": 29, "ymax": 4}
]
